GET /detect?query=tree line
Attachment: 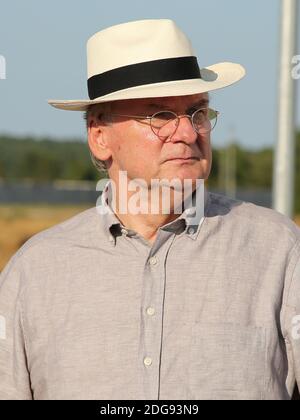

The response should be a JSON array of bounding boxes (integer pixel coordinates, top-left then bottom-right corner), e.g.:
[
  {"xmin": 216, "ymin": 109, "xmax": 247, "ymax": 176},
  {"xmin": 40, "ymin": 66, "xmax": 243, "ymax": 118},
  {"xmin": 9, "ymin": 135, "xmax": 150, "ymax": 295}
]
[{"xmin": 0, "ymin": 133, "xmax": 299, "ymax": 212}]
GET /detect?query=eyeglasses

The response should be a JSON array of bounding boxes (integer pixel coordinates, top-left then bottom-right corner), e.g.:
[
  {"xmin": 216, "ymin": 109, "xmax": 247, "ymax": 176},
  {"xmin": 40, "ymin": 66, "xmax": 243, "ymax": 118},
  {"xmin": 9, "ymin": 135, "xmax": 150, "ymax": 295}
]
[{"xmin": 101, "ymin": 107, "xmax": 219, "ymax": 141}]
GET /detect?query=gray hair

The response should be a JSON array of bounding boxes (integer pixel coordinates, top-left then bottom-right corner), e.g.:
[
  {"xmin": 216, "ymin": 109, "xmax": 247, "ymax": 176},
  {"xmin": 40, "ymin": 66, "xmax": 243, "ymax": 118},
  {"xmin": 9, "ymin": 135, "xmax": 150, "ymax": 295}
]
[{"xmin": 83, "ymin": 102, "xmax": 113, "ymax": 172}]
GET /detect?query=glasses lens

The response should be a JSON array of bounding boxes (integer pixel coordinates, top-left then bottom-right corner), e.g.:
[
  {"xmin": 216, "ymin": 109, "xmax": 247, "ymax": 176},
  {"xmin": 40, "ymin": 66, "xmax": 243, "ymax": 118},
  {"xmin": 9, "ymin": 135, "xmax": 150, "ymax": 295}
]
[
  {"xmin": 150, "ymin": 111, "xmax": 178, "ymax": 141},
  {"xmin": 192, "ymin": 108, "xmax": 218, "ymax": 134}
]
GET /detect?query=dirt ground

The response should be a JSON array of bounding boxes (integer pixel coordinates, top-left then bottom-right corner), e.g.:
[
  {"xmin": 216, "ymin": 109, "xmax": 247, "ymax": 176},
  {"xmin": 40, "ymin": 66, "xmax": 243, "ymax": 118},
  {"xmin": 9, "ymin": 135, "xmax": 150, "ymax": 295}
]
[{"xmin": 0, "ymin": 205, "xmax": 300, "ymax": 272}]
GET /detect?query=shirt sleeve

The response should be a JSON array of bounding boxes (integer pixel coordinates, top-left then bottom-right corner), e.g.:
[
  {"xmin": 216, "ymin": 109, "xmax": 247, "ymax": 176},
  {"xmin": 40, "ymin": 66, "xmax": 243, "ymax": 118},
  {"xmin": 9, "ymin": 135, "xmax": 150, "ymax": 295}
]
[
  {"xmin": 281, "ymin": 240, "xmax": 300, "ymax": 398},
  {"xmin": 0, "ymin": 254, "xmax": 33, "ymax": 400}
]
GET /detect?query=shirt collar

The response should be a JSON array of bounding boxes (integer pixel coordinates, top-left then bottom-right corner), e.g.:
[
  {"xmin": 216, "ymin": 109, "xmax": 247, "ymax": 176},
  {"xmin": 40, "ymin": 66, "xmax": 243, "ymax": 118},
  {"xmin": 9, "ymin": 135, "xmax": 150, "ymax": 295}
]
[
  {"xmin": 98, "ymin": 179, "xmax": 210, "ymax": 244},
  {"xmin": 98, "ymin": 180, "xmax": 122, "ymax": 245},
  {"xmin": 170, "ymin": 181, "xmax": 210, "ymax": 240}
]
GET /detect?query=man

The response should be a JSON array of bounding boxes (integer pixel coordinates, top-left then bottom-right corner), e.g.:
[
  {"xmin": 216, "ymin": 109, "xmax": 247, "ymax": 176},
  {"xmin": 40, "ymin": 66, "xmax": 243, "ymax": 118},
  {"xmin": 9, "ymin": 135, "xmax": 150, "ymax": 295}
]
[{"xmin": 0, "ymin": 19, "xmax": 299, "ymax": 400}]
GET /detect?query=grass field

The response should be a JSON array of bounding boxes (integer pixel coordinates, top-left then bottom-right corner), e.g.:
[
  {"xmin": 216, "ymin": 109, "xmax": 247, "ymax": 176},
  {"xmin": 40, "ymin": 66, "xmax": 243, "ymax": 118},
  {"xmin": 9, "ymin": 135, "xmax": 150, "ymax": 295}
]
[{"xmin": 0, "ymin": 204, "xmax": 300, "ymax": 272}]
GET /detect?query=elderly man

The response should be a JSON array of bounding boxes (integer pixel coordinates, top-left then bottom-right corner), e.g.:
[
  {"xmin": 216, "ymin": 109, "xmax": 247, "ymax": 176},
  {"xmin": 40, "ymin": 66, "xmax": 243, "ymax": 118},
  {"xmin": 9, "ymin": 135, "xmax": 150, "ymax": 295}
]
[{"xmin": 0, "ymin": 19, "xmax": 300, "ymax": 401}]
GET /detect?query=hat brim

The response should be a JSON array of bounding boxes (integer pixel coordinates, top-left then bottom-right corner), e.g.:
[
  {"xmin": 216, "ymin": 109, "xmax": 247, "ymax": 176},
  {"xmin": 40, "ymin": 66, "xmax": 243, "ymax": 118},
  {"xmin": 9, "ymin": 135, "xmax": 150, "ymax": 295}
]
[{"xmin": 48, "ymin": 62, "xmax": 245, "ymax": 111}]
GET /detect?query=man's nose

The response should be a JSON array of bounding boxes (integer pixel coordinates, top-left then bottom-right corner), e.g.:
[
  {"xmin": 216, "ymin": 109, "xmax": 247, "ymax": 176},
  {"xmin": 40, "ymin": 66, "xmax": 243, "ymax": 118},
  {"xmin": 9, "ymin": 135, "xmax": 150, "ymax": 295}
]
[{"xmin": 167, "ymin": 115, "xmax": 198, "ymax": 144}]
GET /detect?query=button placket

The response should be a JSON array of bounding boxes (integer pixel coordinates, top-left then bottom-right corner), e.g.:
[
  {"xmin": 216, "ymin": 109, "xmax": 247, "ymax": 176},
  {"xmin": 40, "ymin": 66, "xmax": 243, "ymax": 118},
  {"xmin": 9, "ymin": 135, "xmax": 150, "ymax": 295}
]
[{"xmin": 140, "ymin": 232, "xmax": 176, "ymax": 398}]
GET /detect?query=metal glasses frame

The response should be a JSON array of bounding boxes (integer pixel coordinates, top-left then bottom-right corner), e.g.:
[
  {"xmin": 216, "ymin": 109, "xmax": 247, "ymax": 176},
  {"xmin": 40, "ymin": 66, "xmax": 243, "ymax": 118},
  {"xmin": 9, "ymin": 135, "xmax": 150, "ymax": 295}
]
[{"xmin": 101, "ymin": 107, "xmax": 220, "ymax": 140}]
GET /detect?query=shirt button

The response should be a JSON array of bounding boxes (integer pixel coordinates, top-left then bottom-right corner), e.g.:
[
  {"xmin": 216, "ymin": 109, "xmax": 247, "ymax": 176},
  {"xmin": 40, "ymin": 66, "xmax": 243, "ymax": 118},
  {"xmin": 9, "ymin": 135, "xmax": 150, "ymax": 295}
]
[
  {"xmin": 144, "ymin": 357, "xmax": 152, "ymax": 366},
  {"xmin": 186, "ymin": 208, "xmax": 196, "ymax": 216},
  {"xmin": 187, "ymin": 227, "xmax": 195, "ymax": 235},
  {"xmin": 146, "ymin": 307, "xmax": 155, "ymax": 316},
  {"xmin": 149, "ymin": 256, "xmax": 158, "ymax": 266}
]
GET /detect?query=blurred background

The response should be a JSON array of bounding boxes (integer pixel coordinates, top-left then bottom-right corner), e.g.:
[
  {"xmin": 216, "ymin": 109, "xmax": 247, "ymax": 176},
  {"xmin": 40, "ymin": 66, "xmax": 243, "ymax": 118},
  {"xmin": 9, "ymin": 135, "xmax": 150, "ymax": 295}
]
[{"xmin": 0, "ymin": 0, "xmax": 300, "ymax": 271}]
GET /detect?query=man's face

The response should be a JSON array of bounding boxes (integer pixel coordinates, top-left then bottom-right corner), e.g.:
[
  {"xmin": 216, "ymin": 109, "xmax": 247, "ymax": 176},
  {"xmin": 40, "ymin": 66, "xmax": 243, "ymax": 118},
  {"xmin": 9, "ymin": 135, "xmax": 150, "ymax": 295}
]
[{"xmin": 92, "ymin": 93, "xmax": 212, "ymax": 186}]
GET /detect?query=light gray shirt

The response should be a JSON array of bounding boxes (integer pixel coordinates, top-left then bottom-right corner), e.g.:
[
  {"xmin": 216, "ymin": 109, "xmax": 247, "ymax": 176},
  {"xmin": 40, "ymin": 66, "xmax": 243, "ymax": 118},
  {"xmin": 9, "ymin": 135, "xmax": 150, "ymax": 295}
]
[{"xmin": 0, "ymin": 184, "xmax": 300, "ymax": 400}]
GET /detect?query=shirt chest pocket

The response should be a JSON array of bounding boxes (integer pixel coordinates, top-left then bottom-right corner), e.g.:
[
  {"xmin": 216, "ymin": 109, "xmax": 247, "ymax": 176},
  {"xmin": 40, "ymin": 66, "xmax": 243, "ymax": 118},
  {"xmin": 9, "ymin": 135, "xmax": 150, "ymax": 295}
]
[{"xmin": 188, "ymin": 322, "xmax": 267, "ymax": 400}]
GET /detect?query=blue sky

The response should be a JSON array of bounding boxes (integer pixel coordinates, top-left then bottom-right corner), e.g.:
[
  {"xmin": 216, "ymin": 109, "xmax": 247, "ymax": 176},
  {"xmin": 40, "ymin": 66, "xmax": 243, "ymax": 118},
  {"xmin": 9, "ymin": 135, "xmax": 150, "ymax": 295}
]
[{"xmin": 0, "ymin": 0, "xmax": 299, "ymax": 149}]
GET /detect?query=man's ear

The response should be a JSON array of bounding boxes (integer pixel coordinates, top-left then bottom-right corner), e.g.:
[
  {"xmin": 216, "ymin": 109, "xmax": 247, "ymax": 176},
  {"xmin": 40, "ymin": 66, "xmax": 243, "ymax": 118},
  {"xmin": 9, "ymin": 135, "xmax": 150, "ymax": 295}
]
[{"xmin": 87, "ymin": 116, "xmax": 112, "ymax": 162}]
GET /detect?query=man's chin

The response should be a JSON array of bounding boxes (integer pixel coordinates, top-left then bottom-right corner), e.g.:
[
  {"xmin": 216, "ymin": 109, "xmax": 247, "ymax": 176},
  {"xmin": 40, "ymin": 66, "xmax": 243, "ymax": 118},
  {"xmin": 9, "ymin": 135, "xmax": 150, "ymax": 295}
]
[{"xmin": 158, "ymin": 166, "xmax": 208, "ymax": 184}]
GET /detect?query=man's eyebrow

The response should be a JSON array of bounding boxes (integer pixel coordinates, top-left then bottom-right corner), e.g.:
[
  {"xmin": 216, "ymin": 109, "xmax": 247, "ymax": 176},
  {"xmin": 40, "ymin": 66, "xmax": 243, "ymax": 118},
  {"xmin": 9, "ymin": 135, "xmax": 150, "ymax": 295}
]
[
  {"xmin": 187, "ymin": 98, "xmax": 210, "ymax": 109},
  {"xmin": 146, "ymin": 98, "xmax": 210, "ymax": 111},
  {"xmin": 146, "ymin": 103, "xmax": 168, "ymax": 110}
]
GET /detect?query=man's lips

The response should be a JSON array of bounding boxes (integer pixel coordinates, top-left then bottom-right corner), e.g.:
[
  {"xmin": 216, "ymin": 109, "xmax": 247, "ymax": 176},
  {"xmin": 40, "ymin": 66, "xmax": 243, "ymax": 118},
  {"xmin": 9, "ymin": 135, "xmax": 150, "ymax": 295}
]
[{"xmin": 164, "ymin": 156, "xmax": 200, "ymax": 162}]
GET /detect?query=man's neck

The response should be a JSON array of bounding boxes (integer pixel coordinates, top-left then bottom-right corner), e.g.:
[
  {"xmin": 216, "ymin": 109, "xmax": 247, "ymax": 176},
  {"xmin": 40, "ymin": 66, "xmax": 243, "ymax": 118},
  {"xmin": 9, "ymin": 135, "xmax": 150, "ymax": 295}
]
[{"xmin": 111, "ymin": 184, "xmax": 188, "ymax": 244}]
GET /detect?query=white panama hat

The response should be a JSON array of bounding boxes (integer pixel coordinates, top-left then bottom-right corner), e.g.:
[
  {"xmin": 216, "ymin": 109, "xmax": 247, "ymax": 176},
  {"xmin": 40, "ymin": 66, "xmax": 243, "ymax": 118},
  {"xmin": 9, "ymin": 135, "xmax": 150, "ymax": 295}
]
[{"xmin": 48, "ymin": 19, "xmax": 246, "ymax": 111}]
